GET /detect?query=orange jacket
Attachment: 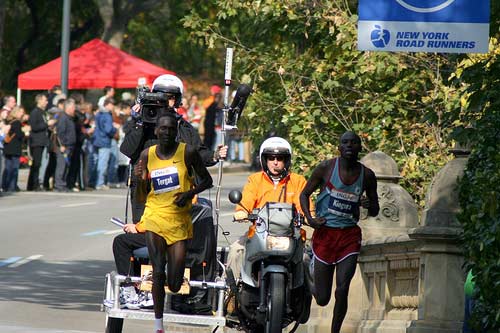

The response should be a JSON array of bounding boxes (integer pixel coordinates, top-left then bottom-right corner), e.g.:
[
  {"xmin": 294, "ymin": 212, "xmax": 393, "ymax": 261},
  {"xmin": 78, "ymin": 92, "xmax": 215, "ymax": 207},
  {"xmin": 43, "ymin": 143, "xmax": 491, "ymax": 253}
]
[{"xmin": 236, "ymin": 171, "xmax": 312, "ymax": 215}]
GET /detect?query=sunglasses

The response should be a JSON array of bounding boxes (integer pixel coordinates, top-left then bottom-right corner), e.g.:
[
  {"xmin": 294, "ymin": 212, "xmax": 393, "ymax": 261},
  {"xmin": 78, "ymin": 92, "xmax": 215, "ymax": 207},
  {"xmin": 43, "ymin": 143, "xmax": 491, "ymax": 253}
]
[{"xmin": 267, "ymin": 155, "xmax": 285, "ymax": 162}]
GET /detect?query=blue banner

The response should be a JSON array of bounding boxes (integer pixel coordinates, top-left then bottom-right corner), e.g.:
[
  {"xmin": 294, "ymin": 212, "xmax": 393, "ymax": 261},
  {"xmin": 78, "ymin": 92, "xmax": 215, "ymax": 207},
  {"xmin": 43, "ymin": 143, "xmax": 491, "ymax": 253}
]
[{"xmin": 358, "ymin": 0, "xmax": 490, "ymax": 53}]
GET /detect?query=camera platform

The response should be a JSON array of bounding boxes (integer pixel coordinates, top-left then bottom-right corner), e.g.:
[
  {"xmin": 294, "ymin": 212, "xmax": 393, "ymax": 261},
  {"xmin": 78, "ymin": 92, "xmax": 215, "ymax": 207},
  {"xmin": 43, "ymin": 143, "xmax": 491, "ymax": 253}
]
[{"xmin": 102, "ymin": 271, "xmax": 227, "ymax": 330}]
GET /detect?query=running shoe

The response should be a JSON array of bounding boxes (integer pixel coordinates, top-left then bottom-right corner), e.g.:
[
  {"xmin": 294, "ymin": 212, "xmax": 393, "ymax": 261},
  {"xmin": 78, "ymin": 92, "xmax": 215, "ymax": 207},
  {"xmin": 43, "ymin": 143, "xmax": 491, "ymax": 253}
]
[
  {"xmin": 139, "ymin": 291, "xmax": 154, "ymax": 309},
  {"xmin": 119, "ymin": 285, "xmax": 138, "ymax": 308}
]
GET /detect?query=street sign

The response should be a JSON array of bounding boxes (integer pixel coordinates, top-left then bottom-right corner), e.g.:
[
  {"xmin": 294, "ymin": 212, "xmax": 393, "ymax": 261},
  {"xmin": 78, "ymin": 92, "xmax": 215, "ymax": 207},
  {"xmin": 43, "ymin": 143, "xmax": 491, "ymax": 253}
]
[{"xmin": 358, "ymin": 0, "xmax": 490, "ymax": 53}]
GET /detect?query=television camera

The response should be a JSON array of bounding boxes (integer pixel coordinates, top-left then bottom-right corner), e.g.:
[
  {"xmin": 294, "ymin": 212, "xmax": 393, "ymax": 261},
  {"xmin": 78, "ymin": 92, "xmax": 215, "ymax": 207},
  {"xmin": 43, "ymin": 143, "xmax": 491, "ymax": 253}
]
[{"xmin": 136, "ymin": 86, "xmax": 176, "ymax": 124}]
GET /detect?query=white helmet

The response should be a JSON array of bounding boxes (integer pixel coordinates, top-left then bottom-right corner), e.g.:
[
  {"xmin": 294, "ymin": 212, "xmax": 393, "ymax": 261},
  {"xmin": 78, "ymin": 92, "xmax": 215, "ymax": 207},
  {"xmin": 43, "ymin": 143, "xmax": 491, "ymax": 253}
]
[
  {"xmin": 152, "ymin": 74, "xmax": 183, "ymax": 107},
  {"xmin": 259, "ymin": 137, "xmax": 292, "ymax": 180}
]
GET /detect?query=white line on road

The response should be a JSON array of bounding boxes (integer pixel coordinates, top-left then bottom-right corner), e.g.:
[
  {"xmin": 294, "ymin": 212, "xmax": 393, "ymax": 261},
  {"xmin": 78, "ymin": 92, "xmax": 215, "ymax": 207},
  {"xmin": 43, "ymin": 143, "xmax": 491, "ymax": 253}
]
[
  {"xmin": 104, "ymin": 229, "xmax": 123, "ymax": 235},
  {"xmin": 18, "ymin": 192, "xmax": 125, "ymax": 199},
  {"xmin": 82, "ymin": 230, "xmax": 107, "ymax": 236},
  {"xmin": 0, "ymin": 256, "xmax": 22, "ymax": 267},
  {"xmin": 8, "ymin": 254, "xmax": 43, "ymax": 268},
  {"xmin": 60, "ymin": 202, "xmax": 97, "ymax": 208}
]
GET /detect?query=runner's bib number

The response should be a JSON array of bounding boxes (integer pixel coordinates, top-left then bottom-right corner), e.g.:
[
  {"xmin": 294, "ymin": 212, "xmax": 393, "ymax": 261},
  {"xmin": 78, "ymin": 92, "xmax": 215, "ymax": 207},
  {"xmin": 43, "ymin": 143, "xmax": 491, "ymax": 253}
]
[
  {"xmin": 328, "ymin": 189, "xmax": 359, "ymax": 218},
  {"xmin": 151, "ymin": 166, "xmax": 180, "ymax": 194}
]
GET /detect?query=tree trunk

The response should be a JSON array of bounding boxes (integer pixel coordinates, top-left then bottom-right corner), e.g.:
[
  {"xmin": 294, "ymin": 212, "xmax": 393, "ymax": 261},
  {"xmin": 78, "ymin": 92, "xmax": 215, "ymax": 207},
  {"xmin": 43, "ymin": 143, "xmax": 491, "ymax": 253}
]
[
  {"xmin": 96, "ymin": 0, "xmax": 159, "ymax": 49},
  {"xmin": 0, "ymin": 1, "xmax": 6, "ymax": 88}
]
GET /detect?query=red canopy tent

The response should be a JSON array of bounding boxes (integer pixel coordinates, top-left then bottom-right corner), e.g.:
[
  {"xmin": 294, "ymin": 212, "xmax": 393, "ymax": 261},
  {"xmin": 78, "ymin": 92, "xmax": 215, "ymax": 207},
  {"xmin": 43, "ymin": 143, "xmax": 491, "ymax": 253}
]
[{"xmin": 17, "ymin": 38, "xmax": 175, "ymax": 91}]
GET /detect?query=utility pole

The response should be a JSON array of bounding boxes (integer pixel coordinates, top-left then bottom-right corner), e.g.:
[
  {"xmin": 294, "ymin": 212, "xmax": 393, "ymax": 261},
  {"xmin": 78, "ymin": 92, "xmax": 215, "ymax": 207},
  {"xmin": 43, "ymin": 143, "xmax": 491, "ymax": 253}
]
[{"xmin": 61, "ymin": 0, "xmax": 71, "ymax": 95}]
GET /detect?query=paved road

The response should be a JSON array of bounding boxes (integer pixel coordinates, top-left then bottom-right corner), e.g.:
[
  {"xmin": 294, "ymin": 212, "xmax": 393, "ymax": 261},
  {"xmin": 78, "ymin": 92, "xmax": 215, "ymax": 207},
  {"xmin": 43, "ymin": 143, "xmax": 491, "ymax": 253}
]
[{"xmin": 0, "ymin": 168, "xmax": 250, "ymax": 332}]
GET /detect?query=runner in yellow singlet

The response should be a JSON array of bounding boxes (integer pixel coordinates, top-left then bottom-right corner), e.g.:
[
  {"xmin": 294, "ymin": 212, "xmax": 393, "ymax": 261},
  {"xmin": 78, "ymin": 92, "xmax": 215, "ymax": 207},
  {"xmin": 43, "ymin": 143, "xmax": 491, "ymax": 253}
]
[{"xmin": 134, "ymin": 112, "xmax": 213, "ymax": 333}]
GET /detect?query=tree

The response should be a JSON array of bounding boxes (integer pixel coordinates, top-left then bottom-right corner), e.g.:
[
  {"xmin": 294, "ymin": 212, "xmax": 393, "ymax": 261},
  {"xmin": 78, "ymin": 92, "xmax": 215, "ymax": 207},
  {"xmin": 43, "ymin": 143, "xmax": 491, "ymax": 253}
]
[
  {"xmin": 0, "ymin": 0, "xmax": 102, "ymax": 94},
  {"xmin": 453, "ymin": 39, "xmax": 500, "ymax": 333},
  {"xmin": 183, "ymin": 0, "xmax": 455, "ymax": 205}
]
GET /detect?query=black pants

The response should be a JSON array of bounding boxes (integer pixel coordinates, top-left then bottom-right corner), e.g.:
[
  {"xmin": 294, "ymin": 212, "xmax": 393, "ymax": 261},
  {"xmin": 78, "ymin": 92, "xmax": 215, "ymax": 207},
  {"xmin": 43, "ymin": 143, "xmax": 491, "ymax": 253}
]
[
  {"xmin": 129, "ymin": 172, "xmax": 146, "ymax": 223},
  {"xmin": 43, "ymin": 151, "xmax": 57, "ymax": 189},
  {"xmin": 112, "ymin": 232, "xmax": 147, "ymax": 275},
  {"xmin": 67, "ymin": 143, "xmax": 82, "ymax": 189},
  {"xmin": 27, "ymin": 146, "xmax": 45, "ymax": 191}
]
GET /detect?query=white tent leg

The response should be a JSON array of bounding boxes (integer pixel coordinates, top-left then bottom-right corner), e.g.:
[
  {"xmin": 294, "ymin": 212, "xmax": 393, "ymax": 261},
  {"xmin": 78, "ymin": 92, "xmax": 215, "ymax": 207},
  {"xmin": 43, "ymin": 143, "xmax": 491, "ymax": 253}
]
[{"xmin": 16, "ymin": 88, "xmax": 21, "ymax": 105}]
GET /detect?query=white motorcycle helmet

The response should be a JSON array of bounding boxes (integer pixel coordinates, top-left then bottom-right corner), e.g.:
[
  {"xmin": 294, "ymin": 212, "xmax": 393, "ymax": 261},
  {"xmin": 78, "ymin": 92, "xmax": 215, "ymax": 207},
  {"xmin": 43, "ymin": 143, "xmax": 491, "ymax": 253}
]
[
  {"xmin": 152, "ymin": 74, "xmax": 184, "ymax": 108},
  {"xmin": 259, "ymin": 137, "xmax": 292, "ymax": 180}
]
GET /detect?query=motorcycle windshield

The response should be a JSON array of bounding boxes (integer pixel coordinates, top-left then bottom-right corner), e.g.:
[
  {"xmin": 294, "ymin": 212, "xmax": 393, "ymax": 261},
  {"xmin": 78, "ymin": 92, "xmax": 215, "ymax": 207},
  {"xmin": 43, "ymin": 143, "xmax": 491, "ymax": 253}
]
[{"xmin": 260, "ymin": 202, "xmax": 295, "ymax": 236}]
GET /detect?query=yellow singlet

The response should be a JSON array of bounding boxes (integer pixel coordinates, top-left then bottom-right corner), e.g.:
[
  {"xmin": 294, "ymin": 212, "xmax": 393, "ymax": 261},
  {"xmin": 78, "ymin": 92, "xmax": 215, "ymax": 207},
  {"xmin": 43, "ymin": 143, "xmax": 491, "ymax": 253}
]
[{"xmin": 141, "ymin": 143, "xmax": 193, "ymax": 245}]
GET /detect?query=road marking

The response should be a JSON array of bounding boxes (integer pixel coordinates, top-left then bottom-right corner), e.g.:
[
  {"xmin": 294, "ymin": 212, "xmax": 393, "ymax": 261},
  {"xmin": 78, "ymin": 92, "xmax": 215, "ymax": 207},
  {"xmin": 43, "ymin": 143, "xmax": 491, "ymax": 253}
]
[
  {"xmin": 19, "ymin": 192, "xmax": 125, "ymax": 199},
  {"xmin": 82, "ymin": 229, "xmax": 107, "ymax": 236},
  {"xmin": 8, "ymin": 254, "xmax": 43, "ymax": 268},
  {"xmin": 105, "ymin": 229, "xmax": 123, "ymax": 235},
  {"xmin": 60, "ymin": 202, "xmax": 97, "ymax": 208},
  {"xmin": 0, "ymin": 256, "xmax": 22, "ymax": 267}
]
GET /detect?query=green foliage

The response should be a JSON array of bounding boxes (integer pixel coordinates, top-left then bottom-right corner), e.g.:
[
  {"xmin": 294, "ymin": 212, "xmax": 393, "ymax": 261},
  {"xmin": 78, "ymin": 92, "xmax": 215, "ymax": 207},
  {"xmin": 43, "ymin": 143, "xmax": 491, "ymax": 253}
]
[
  {"xmin": 123, "ymin": 1, "xmax": 221, "ymax": 79},
  {"xmin": 183, "ymin": 0, "xmax": 453, "ymax": 206},
  {"xmin": 0, "ymin": 0, "xmax": 102, "ymax": 95},
  {"xmin": 455, "ymin": 39, "xmax": 500, "ymax": 331}
]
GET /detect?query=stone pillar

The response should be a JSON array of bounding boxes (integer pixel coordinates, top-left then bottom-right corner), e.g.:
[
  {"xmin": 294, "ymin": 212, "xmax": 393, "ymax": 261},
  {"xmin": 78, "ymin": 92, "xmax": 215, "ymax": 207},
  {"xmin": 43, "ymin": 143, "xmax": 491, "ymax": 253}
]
[
  {"xmin": 406, "ymin": 147, "xmax": 469, "ymax": 333},
  {"xmin": 359, "ymin": 151, "xmax": 419, "ymax": 238}
]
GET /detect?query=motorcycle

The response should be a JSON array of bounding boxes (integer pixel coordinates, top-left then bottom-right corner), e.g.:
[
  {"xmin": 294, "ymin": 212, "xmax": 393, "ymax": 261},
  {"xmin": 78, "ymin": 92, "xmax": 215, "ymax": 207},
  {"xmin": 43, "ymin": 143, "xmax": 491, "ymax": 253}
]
[{"xmin": 226, "ymin": 190, "xmax": 312, "ymax": 333}]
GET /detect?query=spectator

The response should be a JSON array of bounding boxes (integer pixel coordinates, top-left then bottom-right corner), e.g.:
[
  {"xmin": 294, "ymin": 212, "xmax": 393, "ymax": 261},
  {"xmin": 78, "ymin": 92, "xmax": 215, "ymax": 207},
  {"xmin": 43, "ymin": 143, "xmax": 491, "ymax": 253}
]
[
  {"xmin": 187, "ymin": 94, "xmax": 202, "ymax": 131},
  {"xmin": 54, "ymin": 99, "xmax": 77, "ymax": 192},
  {"xmin": 47, "ymin": 85, "xmax": 62, "ymax": 110},
  {"xmin": 67, "ymin": 99, "xmax": 86, "ymax": 191},
  {"xmin": 27, "ymin": 94, "xmax": 53, "ymax": 191},
  {"xmin": 98, "ymin": 86, "xmax": 115, "ymax": 108},
  {"xmin": 2, "ymin": 106, "xmax": 26, "ymax": 192},
  {"xmin": 43, "ymin": 97, "xmax": 65, "ymax": 190},
  {"xmin": 1, "ymin": 95, "xmax": 16, "ymax": 119},
  {"xmin": 202, "ymin": 85, "xmax": 222, "ymax": 150},
  {"xmin": 228, "ymin": 129, "xmax": 245, "ymax": 163},
  {"xmin": 93, "ymin": 98, "xmax": 118, "ymax": 190},
  {"xmin": 116, "ymin": 102, "xmax": 131, "ymax": 185},
  {"xmin": 80, "ymin": 102, "xmax": 96, "ymax": 189},
  {"xmin": 107, "ymin": 102, "xmax": 123, "ymax": 188},
  {"xmin": 1, "ymin": 95, "xmax": 17, "ymax": 190},
  {"xmin": 121, "ymin": 91, "xmax": 134, "ymax": 103},
  {"xmin": 177, "ymin": 97, "xmax": 189, "ymax": 121}
]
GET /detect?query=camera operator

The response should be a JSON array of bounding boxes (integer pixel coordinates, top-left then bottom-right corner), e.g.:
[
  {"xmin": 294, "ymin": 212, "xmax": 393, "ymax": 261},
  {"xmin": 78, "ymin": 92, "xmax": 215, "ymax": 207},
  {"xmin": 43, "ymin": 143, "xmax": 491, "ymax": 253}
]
[{"xmin": 120, "ymin": 74, "xmax": 227, "ymax": 223}]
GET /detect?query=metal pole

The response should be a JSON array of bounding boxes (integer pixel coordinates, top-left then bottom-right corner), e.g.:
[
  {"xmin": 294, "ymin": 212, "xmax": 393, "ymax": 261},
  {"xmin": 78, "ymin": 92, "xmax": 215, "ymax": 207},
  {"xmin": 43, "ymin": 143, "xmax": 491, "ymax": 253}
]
[
  {"xmin": 215, "ymin": 48, "xmax": 233, "ymax": 244},
  {"xmin": 60, "ymin": 0, "xmax": 71, "ymax": 95},
  {"xmin": 16, "ymin": 88, "xmax": 21, "ymax": 106}
]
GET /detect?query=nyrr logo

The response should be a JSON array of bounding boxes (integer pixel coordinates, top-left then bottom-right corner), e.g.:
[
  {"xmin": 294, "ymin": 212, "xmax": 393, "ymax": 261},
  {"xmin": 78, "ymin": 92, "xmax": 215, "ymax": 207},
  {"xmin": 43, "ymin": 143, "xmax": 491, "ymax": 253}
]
[
  {"xmin": 370, "ymin": 25, "xmax": 390, "ymax": 48},
  {"xmin": 395, "ymin": 0, "xmax": 455, "ymax": 13}
]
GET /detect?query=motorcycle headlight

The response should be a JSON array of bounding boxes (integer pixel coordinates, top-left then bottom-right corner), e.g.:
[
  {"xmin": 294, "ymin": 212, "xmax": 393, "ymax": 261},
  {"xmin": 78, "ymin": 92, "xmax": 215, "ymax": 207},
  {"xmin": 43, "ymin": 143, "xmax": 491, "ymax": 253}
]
[{"xmin": 266, "ymin": 236, "xmax": 291, "ymax": 251}]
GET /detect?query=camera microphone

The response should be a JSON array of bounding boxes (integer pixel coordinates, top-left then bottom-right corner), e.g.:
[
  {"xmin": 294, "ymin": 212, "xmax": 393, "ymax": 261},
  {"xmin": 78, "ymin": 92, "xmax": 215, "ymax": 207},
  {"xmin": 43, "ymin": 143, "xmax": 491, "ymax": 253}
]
[{"xmin": 227, "ymin": 84, "xmax": 252, "ymax": 126}]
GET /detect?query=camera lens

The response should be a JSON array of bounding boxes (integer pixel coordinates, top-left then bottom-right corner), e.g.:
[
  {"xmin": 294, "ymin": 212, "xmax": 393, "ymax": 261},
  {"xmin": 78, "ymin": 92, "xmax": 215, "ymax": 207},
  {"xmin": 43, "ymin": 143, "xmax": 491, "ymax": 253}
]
[{"xmin": 146, "ymin": 108, "xmax": 157, "ymax": 119}]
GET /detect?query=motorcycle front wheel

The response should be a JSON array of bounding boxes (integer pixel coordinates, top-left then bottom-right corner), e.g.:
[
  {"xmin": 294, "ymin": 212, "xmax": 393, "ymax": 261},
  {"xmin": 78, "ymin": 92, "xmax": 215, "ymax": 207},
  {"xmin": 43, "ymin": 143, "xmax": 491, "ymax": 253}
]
[{"xmin": 266, "ymin": 273, "xmax": 285, "ymax": 333}]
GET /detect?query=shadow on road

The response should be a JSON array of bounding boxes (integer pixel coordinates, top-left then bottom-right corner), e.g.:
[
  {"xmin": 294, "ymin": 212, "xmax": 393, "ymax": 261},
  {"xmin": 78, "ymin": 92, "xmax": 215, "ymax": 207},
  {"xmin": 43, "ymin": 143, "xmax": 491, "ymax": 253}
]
[{"xmin": 0, "ymin": 259, "xmax": 114, "ymax": 312}]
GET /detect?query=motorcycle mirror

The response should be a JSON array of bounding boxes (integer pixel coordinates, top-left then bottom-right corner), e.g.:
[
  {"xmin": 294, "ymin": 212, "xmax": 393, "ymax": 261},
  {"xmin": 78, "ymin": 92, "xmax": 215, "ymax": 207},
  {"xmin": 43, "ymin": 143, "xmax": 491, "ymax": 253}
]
[{"xmin": 228, "ymin": 190, "xmax": 242, "ymax": 204}]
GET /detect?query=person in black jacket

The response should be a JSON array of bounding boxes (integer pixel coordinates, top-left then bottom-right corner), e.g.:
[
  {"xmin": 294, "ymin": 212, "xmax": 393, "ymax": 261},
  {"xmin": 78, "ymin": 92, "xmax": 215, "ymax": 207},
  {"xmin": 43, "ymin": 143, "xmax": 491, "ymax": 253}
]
[
  {"xmin": 54, "ymin": 99, "xmax": 77, "ymax": 192},
  {"xmin": 27, "ymin": 94, "xmax": 53, "ymax": 191},
  {"xmin": 120, "ymin": 74, "xmax": 227, "ymax": 223},
  {"xmin": 2, "ymin": 106, "xmax": 26, "ymax": 192}
]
